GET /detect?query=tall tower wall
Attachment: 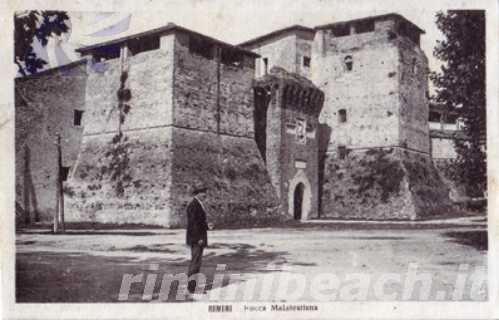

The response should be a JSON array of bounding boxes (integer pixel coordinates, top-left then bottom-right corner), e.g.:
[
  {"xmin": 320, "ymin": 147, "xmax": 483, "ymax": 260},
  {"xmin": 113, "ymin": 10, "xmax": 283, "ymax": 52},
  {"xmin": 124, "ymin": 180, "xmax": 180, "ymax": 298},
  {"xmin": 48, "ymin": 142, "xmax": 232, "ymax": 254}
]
[
  {"xmin": 311, "ymin": 15, "xmax": 451, "ymax": 219},
  {"xmin": 168, "ymin": 31, "xmax": 281, "ymax": 228}
]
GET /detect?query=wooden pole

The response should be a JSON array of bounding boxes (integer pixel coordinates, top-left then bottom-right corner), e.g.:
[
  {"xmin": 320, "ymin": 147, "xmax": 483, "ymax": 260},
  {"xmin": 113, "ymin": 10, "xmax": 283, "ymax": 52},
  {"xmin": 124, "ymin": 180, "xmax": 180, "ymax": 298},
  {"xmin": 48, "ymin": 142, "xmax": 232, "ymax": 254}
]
[
  {"xmin": 53, "ymin": 134, "xmax": 60, "ymax": 233},
  {"xmin": 57, "ymin": 133, "xmax": 65, "ymax": 232}
]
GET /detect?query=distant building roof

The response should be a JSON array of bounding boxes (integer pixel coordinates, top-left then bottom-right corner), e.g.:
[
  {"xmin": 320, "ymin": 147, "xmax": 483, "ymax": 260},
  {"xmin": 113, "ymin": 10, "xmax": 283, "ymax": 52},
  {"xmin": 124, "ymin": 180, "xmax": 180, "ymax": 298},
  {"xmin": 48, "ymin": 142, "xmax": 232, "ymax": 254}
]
[
  {"xmin": 315, "ymin": 13, "xmax": 425, "ymax": 34},
  {"xmin": 238, "ymin": 25, "xmax": 315, "ymax": 48},
  {"xmin": 76, "ymin": 23, "xmax": 259, "ymax": 57}
]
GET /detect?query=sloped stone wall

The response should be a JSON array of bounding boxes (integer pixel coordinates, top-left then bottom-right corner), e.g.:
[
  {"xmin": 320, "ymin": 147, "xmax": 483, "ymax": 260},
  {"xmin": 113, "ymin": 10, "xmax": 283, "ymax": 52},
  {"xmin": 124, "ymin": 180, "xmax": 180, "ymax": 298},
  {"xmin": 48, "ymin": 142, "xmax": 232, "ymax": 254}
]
[
  {"xmin": 66, "ymin": 128, "xmax": 173, "ymax": 226},
  {"xmin": 320, "ymin": 148, "xmax": 452, "ymax": 220},
  {"xmin": 169, "ymin": 128, "xmax": 282, "ymax": 228},
  {"xmin": 169, "ymin": 32, "xmax": 282, "ymax": 227}
]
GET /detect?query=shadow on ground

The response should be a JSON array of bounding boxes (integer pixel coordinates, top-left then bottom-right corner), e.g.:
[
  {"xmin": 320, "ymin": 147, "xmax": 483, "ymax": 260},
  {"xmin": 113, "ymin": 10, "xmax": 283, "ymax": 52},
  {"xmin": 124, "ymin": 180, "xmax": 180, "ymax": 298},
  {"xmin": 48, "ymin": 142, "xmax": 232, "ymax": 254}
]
[
  {"xmin": 17, "ymin": 230, "xmax": 165, "ymax": 236},
  {"xmin": 443, "ymin": 230, "xmax": 488, "ymax": 251},
  {"xmin": 16, "ymin": 243, "xmax": 289, "ymax": 303}
]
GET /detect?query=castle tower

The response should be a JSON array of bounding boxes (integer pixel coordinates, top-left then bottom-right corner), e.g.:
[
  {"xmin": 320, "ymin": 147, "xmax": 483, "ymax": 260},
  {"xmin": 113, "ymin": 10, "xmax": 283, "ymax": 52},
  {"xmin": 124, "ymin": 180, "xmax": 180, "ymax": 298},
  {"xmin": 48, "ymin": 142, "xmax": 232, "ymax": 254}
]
[
  {"xmin": 254, "ymin": 68, "xmax": 324, "ymax": 220},
  {"xmin": 311, "ymin": 14, "xmax": 451, "ymax": 219},
  {"xmin": 312, "ymin": 14, "xmax": 429, "ymax": 154},
  {"xmin": 63, "ymin": 25, "xmax": 282, "ymax": 227},
  {"xmin": 240, "ymin": 25, "xmax": 315, "ymax": 79}
]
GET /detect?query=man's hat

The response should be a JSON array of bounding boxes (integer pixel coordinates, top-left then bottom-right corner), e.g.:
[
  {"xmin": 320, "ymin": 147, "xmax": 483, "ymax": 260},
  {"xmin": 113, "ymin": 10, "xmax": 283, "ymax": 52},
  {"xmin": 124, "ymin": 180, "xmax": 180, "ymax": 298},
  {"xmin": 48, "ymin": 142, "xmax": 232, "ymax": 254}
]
[{"xmin": 191, "ymin": 183, "xmax": 208, "ymax": 196}]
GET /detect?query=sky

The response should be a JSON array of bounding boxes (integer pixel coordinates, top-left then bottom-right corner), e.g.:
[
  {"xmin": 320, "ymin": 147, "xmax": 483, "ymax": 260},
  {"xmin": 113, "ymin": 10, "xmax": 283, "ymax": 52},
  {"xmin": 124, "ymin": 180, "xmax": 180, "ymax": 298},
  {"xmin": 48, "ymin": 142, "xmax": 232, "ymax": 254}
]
[{"xmin": 33, "ymin": 0, "xmax": 447, "ymax": 79}]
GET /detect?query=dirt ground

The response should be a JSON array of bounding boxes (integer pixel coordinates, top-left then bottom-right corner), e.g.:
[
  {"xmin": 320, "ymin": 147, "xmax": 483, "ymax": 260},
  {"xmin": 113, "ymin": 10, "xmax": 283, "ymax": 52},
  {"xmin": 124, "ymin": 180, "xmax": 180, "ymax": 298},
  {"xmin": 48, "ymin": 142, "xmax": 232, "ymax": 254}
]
[{"xmin": 16, "ymin": 217, "xmax": 487, "ymax": 302}]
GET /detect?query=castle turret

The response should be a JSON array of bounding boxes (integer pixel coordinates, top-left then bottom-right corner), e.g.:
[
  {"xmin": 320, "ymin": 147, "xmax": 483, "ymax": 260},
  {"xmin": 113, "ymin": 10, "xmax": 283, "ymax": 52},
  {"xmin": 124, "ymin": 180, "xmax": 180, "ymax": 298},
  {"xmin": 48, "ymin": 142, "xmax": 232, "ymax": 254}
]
[{"xmin": 254, "ymin": 67, "xmax": 324, "ymax": 220}]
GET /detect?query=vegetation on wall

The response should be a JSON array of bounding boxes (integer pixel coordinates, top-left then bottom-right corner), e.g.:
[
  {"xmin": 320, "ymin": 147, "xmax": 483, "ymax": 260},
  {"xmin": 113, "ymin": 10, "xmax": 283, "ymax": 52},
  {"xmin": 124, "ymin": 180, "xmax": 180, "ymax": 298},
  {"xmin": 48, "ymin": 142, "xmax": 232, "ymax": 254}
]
[
  {"xmin": 103, "ymin": 70, "xmax": 133, "ymax": 197},
  {"xmin": 352, "ymin": 149, "xmax": 404, "ymax": 202}
]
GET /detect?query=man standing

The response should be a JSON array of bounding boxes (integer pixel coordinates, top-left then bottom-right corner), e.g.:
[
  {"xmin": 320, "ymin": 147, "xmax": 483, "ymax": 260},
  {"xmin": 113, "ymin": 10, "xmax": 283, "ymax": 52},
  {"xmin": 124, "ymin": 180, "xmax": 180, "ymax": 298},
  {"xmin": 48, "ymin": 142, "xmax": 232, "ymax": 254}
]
[{"xmin": 186, "ymin": 186, "xmax": 209, "ymax": 294}]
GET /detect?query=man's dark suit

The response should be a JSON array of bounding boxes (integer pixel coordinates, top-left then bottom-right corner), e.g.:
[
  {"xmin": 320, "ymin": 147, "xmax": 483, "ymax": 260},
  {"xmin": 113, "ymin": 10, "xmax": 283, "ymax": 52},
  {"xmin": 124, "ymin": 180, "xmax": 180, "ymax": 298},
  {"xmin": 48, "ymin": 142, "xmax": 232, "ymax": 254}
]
[{"xmin": 186, "ymin": 197, "xmax": 208, "ymax": 293}]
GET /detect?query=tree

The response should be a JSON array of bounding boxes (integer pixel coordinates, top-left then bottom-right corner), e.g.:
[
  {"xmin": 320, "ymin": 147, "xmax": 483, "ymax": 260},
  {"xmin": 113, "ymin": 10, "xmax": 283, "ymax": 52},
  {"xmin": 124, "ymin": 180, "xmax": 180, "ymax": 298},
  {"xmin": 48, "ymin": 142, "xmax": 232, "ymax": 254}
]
[
  {"xmin": 430, "ymin": 10, "xmax": 486, "ymax": 198},
  {"xmin": 14, "ymin": 10, "xmax": 70, "ymax": 76}
]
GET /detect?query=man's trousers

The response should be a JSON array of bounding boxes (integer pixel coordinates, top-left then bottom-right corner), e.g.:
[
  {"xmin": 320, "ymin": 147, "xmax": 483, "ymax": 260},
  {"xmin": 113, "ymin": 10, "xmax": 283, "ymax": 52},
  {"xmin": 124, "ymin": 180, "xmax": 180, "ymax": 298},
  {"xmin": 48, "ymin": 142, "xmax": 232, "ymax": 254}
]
[{"xmin": 187, "ymin": 244, "xmax": 204, "ymax": 293}]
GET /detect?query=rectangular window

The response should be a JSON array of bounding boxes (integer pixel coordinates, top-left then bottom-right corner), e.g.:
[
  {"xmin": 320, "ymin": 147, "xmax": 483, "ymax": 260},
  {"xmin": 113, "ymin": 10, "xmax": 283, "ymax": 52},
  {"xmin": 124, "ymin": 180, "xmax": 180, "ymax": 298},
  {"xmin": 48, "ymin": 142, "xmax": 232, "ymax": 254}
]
[
  {"xmin": 338, "ymin": 146, "xmax": 347, "ymax": 159},
  {"xmin": 189, "ymin": 36, "xmax": 214, "ymax": 59},
  {"xmin": 429, "ymin": 111, "xmax": 441, "ymax": 122},
  {"xmin": 128, "ymin": 36, "xmax": 160, "ymax": 55},
  {"xmin": 354, "ymin": 20, "xmax": 375, "ymax": 34},
  {"xmin": 74, "ymin": 110, "xmax": 84, "ymax": 126},
  {"xmin": 331, "ymin": 24, "xmax": 350, "ymax": 37},
  {"xmin": 338, "ymin": 109, "xmax": 347, "ymax": 123},
  {"xmin": 303, "ymin": 56, "xmax": 311, "ymax": 67},
  {"xmin": 92, "ymin": 44, "xmax": 121, "ymax": 61},
  {"xmin": 221, "ymin": 48, "xmax": 244, "ymax": 67}
]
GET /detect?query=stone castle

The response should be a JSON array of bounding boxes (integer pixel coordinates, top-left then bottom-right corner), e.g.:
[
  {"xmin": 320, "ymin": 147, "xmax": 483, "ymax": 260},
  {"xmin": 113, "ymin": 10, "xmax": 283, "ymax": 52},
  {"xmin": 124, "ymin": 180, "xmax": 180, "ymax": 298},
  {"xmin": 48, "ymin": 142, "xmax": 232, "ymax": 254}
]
[{"xmin": 15, "ymin": 13, "xmax": 456, "ymax": 227}]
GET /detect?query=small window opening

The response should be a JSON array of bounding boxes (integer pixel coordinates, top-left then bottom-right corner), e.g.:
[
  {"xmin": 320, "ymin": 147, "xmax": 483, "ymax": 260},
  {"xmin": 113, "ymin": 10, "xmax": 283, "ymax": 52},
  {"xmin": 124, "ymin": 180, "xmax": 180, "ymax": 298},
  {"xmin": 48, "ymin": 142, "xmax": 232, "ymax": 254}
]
[
  {"xmin": 263, "ymin": 57, "xmax": 269, "ymax": 74},
  {"xmin": 338, "ymin": 109, "xmax": 347, "ymax": 123},
  {"xmin": 429, "ymin": 111, "xmax": 441, "ymax": 122},
  {"xmin": 92, "ymin": 44, "xmax": 121, "ymax": 61},
  {"xmin": 338, "ymin": 146, "xmax": 347, "ymax": 159},
  {"xmin": 221, "ymin": 48, "xmax": 244, "ymax": 67},
  {"xmin": 344, "ymin": 55, "xmax": 353, "ymax": 71},
  {"xmin": 354, "ymin": 20, "xmax": 375, "ymax": 34},
  {"xmin": 61, "ymin": 166, "xmax": 71, "ymax": 181},
  {"xmin": 189, "ymin": 36, "xmax": 214, "ymax": 59},
  {"xmin": 446, "ymin": 113, "xmax": 459, "ymax": 124},
  {"xmin": 331, "ymin": 24, "xmax": 350, "ymax": 37},
  {"xmin": 303, "ymin": 56, "xmax": 311, "ymax": 67},
  {"xmin": 128, "ymin": 36, "xmax": 160, "ymax": 55},
  {"xmin": 411, "ymin": 58, "xmax": 417, "ymax": 73},
  {"xmin": 74, "ymin": 110, "xmax": 84, "ymax": 126}
]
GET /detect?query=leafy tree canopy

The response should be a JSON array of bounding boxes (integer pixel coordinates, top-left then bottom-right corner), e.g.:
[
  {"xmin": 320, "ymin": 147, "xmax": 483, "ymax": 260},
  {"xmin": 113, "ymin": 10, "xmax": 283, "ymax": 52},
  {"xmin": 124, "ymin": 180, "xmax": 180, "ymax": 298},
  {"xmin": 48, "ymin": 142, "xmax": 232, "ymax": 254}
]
[
  {"xmin": 430, "ymin": 10, "xmax": 486, "ymax": 197},
  {"xmin": 14, "ymin": 11, "xmax": 70, "ymax": 76}
]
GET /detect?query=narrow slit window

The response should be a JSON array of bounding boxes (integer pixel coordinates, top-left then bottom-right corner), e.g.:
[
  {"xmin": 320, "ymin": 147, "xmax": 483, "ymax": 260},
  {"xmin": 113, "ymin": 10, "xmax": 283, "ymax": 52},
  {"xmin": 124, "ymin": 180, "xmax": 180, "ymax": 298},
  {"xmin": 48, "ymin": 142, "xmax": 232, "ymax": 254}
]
[
  {"xmin": 61, "ymin": 166, "xmax": 70, "ymax": 181},
  {"xmin": 303, "ymin": 56, "xmax": 311, "ymax": 67},
  {"xmin": 74, "ymin": 110, "xmax": 84, "ymax": 126},
  {"xmin": 344, "ymin": 55, "xmax": 353, "ymax": 71},
  {"xmin": 338, "ymin": 109, "xmax": 347, "ymax": 123},
  {"xmin": 338, "ymin": 146, "xmax": 347, "ymax": 159},
  {"xmin": 263, "ymin": 57, "xmax": 269, "ymax": 74}
]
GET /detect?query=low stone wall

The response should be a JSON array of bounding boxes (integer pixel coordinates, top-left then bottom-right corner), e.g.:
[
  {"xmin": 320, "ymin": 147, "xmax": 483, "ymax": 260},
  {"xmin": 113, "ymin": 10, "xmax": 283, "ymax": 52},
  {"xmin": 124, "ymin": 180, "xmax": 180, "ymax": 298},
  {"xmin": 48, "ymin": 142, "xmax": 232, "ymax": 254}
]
[{"xmin": 320, "ymin": 148, "xmax": 452, "ymax": 220}]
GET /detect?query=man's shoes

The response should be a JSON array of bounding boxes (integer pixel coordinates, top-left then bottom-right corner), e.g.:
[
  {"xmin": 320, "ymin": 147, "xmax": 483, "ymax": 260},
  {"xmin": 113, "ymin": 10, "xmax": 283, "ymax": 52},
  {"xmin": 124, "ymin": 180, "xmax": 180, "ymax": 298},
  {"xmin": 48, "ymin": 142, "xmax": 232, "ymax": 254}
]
[{"xmin": 188, "ymin": 292, "xmax": 208, "ymax": 301}]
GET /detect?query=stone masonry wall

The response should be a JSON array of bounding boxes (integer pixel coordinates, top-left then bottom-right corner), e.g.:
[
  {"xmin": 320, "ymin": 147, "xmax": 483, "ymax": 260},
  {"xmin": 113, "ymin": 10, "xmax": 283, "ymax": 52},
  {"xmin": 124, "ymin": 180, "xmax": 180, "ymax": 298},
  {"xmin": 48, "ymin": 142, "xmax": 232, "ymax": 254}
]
[
  {"xmin": 170, "ymin": 129, "xmax": 282, "ymax": 227},
  {"xmin": 15, "ymin": 61, "xmax": 87, "ymax": 223},
  {"xmin": 321, "ymin": 148, "xmax": 452, "ymax": 220},
  {"xmin": 246, "ymin": 34, "xmax": 298, "ymax": 78},
  {"xmin": 66, "ymin": 128, "xmax": 174, "ymax": 225},
  {"xmin": 398, "ymin": 37, "xmax": 430, "ymax": 153},
  {"xmin": 311, "ymin": 28, "xmax": 401, "ymax": 151},
  {"xmin": 66, "ymin": 35, "xmax": 176, "ymax": 225},
  {"xmin": 170, "ymin": 32, "xmax": 282, "ymax": 227},
  {"xmin": 296, "ymin": 34, "xmax": 313, "ymax": 78}
]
